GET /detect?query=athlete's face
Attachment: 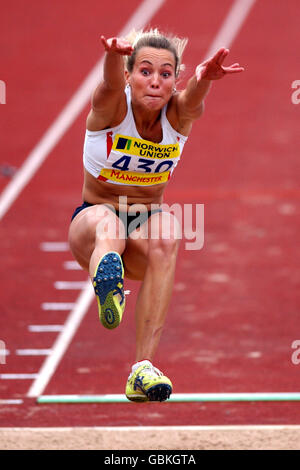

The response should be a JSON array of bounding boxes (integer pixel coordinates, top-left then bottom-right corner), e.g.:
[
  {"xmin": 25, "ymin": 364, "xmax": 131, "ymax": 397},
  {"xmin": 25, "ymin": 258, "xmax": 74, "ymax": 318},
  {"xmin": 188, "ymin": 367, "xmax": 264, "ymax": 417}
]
[{"xmin": 127, "ymin": 47, "xmax": 176, "ymax": 111}]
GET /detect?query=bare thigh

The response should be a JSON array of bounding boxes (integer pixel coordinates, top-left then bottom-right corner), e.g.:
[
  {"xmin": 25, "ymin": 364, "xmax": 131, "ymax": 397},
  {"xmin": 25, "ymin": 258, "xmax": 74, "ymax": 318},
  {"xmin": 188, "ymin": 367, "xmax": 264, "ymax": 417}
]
[{"xmin": 68, "ymin": 204, "xmax": 126, "ymax": 271}]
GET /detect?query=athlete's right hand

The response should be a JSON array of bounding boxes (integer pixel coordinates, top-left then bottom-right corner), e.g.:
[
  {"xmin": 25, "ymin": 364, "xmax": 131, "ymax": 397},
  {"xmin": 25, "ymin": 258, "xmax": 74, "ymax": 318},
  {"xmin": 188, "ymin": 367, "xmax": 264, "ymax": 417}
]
[{"xmin": 100, "ymin": 36, "xmax": 134, "ymax": 56}]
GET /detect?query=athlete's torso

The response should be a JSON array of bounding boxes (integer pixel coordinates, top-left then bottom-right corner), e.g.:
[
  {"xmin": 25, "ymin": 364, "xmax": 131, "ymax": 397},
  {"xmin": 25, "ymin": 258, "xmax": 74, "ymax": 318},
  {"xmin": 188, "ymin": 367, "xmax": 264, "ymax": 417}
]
[{"xmin": 82, "ymin": 86, "xmax": 188, "ymax": 209}]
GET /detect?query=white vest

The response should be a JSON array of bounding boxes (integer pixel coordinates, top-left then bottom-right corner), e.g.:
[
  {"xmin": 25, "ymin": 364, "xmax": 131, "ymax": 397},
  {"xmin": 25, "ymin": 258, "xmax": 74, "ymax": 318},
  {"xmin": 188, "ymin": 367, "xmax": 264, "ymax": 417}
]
[{"xmin": 83, "ymin": 85, "xmax": 188, "ymax": 186}]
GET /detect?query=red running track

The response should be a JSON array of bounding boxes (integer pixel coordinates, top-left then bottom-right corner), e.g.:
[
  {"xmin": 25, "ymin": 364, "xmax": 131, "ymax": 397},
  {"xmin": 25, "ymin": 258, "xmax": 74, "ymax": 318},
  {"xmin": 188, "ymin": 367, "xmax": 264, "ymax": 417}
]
[{"xmin": 0, "ymin": 0, "xmax": 300, "ymax": 427}]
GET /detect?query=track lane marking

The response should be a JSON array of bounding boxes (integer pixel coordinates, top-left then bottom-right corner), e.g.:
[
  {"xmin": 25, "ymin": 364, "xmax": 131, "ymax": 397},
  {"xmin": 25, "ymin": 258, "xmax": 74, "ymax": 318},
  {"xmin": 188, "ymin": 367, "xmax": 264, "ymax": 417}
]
[
  {"xmin": 16, "ymin": 349, "xmax": 52, "ymax": 356},
  {"xmin": 28, "ymin": 325, "xmax": 64, "ymax": 332},
  {"xmin": 63, "ymin": 261, "xmax": 82, "ymax": 270},
  {"xmin": 42, "ymin": 303, "xmax": 76, "ymax": 311},
  {"xmin": 54, "ymin": 281, "xmax": 87, "ymax": 290},
  {"xmin": 0, "ymin": 374, "xmax": 38, "ymax": 380},
  {"xmin": 27, "ymin": 282, "xmax": 93, "ymax": 397},
  {"xmin": 205, "ymin": 0, "xmax": 257, "ymax": 58},
  {"xmin": 4, "ymin": 425, "xmax": 298, "ymax": 431},
  {"xmin": 0, "ymin": 400, "xmax": 23, "ymax": 405},
  {"xmin": 40, "ymin": 242, "xmax": 70, "ymax": 252}
]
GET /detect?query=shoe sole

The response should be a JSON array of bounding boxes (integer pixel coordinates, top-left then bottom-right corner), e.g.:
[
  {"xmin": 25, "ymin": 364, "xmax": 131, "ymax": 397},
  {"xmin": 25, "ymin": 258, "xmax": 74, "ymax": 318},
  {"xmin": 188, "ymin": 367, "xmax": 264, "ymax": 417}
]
[
  {"xmin": 126, "ymin": 383, "xmax": 172, "ymax": 403},
  {"xmin": 93, "ymin": 252, "xmax": 125, "ymax": 329},
  {"xmin": 126, "ymin": 394, "xmax": 149, "ymax": 403},
  {"xmin": 146, "ymin": 383, "xmax": 172, "ymax": 402}
]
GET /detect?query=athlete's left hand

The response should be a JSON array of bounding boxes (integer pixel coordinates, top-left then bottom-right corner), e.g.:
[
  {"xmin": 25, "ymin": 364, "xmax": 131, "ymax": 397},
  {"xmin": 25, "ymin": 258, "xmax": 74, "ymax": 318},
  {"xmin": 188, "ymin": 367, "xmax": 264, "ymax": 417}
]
[{"xmin": 196, "ymin": 47, "xmax": 244, "ymax": 81}]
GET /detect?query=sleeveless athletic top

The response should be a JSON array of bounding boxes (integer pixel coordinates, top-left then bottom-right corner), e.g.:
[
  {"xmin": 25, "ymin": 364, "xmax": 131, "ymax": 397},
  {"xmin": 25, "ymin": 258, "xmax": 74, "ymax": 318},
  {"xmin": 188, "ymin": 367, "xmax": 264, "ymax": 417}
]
[{"xmin": 83, "ymin": 85, "xmax": 188, "ymax": 186}]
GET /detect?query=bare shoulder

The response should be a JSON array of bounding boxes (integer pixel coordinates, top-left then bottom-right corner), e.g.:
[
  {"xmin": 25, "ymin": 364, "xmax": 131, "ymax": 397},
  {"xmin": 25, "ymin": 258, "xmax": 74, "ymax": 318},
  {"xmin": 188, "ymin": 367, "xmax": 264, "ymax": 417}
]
[
  {"xmin": 86, "ymin": 85, "xmax": 128, "ymax": 131},
  {"xmin": 166, "ymin": 93, "xmax": 200, "ymax": 137}
]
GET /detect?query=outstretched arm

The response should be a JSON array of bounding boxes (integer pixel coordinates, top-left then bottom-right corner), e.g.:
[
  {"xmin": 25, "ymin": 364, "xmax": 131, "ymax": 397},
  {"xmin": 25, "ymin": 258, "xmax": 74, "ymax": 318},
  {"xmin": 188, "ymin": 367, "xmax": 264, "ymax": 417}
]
[
  {"xmin": 99, "ymin": 36, "xmax": 133, "ymax": 92},
  {"xmin": 92, "ymin": 36, "xmax": 133, "ymax": 107},
  {"xmin": 177, "ymin": 48, "xmax": 244, "ymax": 122},
  {"xmin": 87, "ymin": 36, "xmax": 133, "ymax": 130}
]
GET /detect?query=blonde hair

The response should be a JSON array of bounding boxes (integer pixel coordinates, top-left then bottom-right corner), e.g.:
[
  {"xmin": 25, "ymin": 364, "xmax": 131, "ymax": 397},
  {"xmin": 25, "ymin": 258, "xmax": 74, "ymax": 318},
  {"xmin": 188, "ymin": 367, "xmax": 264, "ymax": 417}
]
[{"xmin": 124, "ymin": 28, "xmax": 188, "ymax": 78}]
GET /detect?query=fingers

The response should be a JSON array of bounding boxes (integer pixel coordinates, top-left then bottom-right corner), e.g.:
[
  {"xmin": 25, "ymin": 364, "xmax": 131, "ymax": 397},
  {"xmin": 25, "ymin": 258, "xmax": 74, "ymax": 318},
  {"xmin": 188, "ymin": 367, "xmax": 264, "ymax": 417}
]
[
  {"xmin": 100, "ymin": 35, "xmax": 133, "ymax": 55},
  {"xmin": 213, "ymin": 47, "xmax": 229, "ymax": 65},
  {"xmin": 222, "ymin": 63, "xmax": 245, "ymax": 73},
  {"xmin": 101, "ymin": 35, "xmax": 118, "ymax": 52},
  {"xmin": 100, "ymin": 35, "xmax": 109, "ymax": 51},
  {"xmin": 100, "ymin": 36, "xmax": 118, "ymax": 51},
  {"xmin": 195, "ymin": 64, "xmax": 205, "ymax": 82},
  {"xmin": 213, "ymin": 47, "xmax": 245, "ymax": 75},
  {"xmin": 214, "ymin": 48, "xmax": 245, "ymax": 71}
]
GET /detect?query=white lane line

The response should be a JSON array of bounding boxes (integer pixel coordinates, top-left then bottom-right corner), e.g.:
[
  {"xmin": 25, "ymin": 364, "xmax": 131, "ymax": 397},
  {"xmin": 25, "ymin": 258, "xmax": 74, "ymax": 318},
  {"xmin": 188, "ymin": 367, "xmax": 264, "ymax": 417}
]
[
  {"xmin": 28, "ymin": 325, "xmax": 64, "ymax": 332},
  {"xmin": 0, "ymin": 0, "xmax": 166, "ymax": 222},
  {"xmin": 40, "ymin": 242, "xmax": 70, "ymax": 252},
  {"xmin": 205, "ymin": 0, "xmax": 256, "ymax": 58},
  {"xmin": 54, "ymin": 281, "xmax": 87, "ymax": 290},
  {"xmin": 16, "ymin": 349, "xmax": 52, "ymax": 356},
  {"xmin": 63, "ymin": 261, "xmax": 82, "ymax": 270},
  {"xmin": 26, "ymin": 0, "xmax": 253, "ymax": 398},
  {"xmin": 78, "ymin": 425, "xmax": 300, "ymax": 431},
  {"xmin": 0, "ymin": 374, "xmax": 38, "ymax": 380},
  {"xmin": 0, "ymin": 349, "xmax": 10, "ymax": 356},
  {"xmin": 8, "ymin": 425, "xmax": 299, "ymax": 432},
  {"xmin": 42, "ymin": 302, "xmax": 76, "ymax": 311},
  {"xmin": 27, "ymin": 282, "xmax": 94, "ymax": 397},
  {"xmin": 0, "ymin": 399, "xmax": 23, "ymax": 404}
]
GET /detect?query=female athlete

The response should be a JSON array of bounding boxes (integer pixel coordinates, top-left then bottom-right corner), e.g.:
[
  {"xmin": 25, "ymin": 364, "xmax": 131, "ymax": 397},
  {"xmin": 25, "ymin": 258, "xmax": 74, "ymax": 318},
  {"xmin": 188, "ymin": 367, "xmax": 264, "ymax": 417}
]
[{"xmin": 68, "ymin": 29, "xmax": 244, "ymax": 402}]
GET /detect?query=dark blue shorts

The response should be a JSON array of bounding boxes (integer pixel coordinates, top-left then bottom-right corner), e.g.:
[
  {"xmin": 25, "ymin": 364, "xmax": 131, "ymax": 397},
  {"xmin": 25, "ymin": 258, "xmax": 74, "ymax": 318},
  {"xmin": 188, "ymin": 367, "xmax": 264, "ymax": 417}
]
[{"xmin": 71, "ymin": 201, "xmax": 162, "ymax": 238}]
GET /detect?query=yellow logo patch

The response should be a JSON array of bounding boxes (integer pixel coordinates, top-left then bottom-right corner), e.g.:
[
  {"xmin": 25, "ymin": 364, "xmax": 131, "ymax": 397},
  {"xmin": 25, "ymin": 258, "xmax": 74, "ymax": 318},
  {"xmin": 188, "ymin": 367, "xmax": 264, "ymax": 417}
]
[
  {"xmin": 112, "ymin": 134, "xmax": 180, "ymax": 160},
  {"xmin": 99, "ymin": 168, "xmax": 170, "ymax": 185}
]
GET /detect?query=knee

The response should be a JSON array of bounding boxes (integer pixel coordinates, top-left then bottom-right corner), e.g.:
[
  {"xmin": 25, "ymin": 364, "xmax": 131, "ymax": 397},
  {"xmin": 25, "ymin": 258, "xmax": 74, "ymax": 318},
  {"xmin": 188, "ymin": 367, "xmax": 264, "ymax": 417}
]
[
  {"xmin": 148, "ymin": 237, "xmax": 180, "ymax": 265},
  {"xmin": 148, "ymin": 212, "xmax": 181, "ymax": 261}
]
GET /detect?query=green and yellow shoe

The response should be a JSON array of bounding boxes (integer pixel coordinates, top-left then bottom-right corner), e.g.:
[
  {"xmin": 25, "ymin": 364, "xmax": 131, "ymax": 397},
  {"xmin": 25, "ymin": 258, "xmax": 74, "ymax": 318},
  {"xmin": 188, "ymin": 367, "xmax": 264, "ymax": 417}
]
[
  {"xmin": 93, "ymin": 252, "xmax": 125, "ymax": 329},
  {"xmin": 125, "ymin": 360, "xmax": 172, "ymax": 402}
]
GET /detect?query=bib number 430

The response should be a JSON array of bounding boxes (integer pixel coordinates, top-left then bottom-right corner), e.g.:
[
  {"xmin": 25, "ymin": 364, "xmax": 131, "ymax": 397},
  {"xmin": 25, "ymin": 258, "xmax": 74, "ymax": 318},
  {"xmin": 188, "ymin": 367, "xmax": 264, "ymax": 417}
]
[{"xmin": 112, "ymin": 155, "xmax": 173, "ymax": 173}]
